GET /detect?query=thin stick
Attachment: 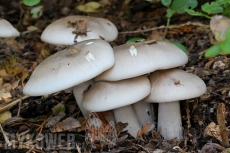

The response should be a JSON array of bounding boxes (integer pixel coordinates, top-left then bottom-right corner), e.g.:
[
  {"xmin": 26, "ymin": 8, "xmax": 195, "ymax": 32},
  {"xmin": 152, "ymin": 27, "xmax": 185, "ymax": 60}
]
[
  {"xmin": 17, "ymin": 98, "xmax": 22, "ymax": 116},
  {"xmin": 0, "ymin": 124, "xmax": 12, "ymax": 146},
  {"xmin": 119, "ymin": 21, "xmax": 209, "ymax": 34},
  {"xmin": 217, "ymin": 103, "xmax": 229, "ymax": 147},
  {"xmin": 0, "ymin": 95, "xmax": 29, "ymax": 113}
]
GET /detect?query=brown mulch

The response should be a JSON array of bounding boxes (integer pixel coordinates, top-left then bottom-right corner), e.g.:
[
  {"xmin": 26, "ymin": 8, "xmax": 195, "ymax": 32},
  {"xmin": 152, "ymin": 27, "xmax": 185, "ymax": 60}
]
[{"xmin": 0, "ymin": 0, "xmax": 230, "ymax": 152}]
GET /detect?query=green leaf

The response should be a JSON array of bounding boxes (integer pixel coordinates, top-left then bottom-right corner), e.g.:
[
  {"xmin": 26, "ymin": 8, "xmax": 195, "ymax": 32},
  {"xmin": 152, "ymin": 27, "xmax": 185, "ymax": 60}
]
[
  {"xmin": 201, "ymin": 2, "xmax": 223, "ymax": 14},
  {"xmin": 23, "ymin": 0, "xmax": 40, "ymax": 7},
  {"xmin": 171, "ymin": 42, "xmax": 188, "ymax": 54},
  {"xmin": 161, "ymin": 0, "xmax": 172, "ymax": 7},
  {"xmin": 227, "ymin": 147, "xmax": 230, "ymax": 153},
  {"xmin": 166, "ymin": 8, "xmax": 174, "ymax": 18},
  {"xmin": 205, "ymin": 45, "xmax": 221, "ymax": 57},
  {"xmin": 220, "ymin": 40, "xmax": 230, "ymax": 53},
  {"xmin": 126, "ymin": 37, "xmax": 146, "ymax": 44},
  {"xmin": 222, "ymin": 3, "xmax": 230, "ymax": 17},
  {"xmin": 225, "ymin": 27, "xmax": 230, "ymax": 41},
  {"xmin": 171, "ymin": 0, "xmax": 198, "ymax": 13},
  {"xmin": 217, "ymin": 0, "xmax": 230, "ymax": 5},
  {"xmin": 224, "ymin": 12, "xmax": 230, "ymax": 18},
  {"xmin": 185, "ymin": 8, "xmax": 211, "ymax": 19}
]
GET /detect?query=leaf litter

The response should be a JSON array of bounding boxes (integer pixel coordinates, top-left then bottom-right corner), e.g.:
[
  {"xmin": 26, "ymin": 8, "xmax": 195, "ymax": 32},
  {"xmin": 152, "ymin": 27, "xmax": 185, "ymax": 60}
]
[{"xmin": 0, "ymin": 0, "xmax": 230, "ymax": 152}]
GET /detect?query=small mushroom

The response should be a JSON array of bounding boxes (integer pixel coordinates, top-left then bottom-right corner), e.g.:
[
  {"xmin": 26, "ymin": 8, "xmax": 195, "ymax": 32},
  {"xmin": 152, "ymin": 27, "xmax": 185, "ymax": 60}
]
[
  {"xmin": 95, "ymin": 40, "xmax": 188, "ymax": 81},
  {"xmin": 82, "ymin": 76, "xmax": 151, "ymax": 137},
  {"xmin": 23, "ymin": 39, "xmax": 115, "ymax": 96},
  {"xmin": 0, "ymin": 18, "xmax": 19, "ymax": 37},
  {"xmin": 144, "ymin": 68, "xmax": 206, "ymax": 140},
  {"xmin": 41, "ymin": 15, "xmax": 118, "ymax": 45}
]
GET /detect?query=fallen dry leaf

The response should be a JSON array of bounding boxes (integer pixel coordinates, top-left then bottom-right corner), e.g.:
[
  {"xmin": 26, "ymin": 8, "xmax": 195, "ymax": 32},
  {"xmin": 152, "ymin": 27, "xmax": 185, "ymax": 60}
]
[
  {"xmin": 0, "ymin": 92, "xmax": 11, "ymax": 102},
  {"xmin": 45, "ymin": 112, "xmax": 66, "ymax": 128},
  {"xmin": 11, "ymin": 79, "xmax": 20, "ymax": 90},
  {"xmin": 210, "ymin": 15, "xmax": 230, "ymax": 42},
  {"xmin": 76, "ymin": 2, "xmax": 101, "ymax": 13},
  {"xmin": 201, "ymin": 143, "xmax": 227, "ymax": 153},
  {"xmin": 50, "ymin": 117, "xmax": 81, "ymax": 132},
  {"xmin": 0, "ymin": 111, "xmax": 12, "ymax": 124},
  {"xmin": 115, "ymin": 121, "xmax": 128, "ymax": 137},
  {"xmin": 136, "ymin": 122, "xmax": 150, "ymax": 139},
  {"xmin": 0, "ymin": 69, "xmax": 8, "ymax": 78},
  {"xmin": 40, "ymin": 44, "xmax": 51, "ymax": 59},
  {"xmin": 0, "ymin": 78, "xmax": 2, "ymax": 86},
  {"xmin": 85, "ymin": 112, "xmax": 117, "ymax": 150},
  {"xmin": 51, "ymin": 103, "xmax": 66, "ymax": 114},
  {"xmin": 204, "ymin": 122, "xmax": 221, "ymax": 141}
]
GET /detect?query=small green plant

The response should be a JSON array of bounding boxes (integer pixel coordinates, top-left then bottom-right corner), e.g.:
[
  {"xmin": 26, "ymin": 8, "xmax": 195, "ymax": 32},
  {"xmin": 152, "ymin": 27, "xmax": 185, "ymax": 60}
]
[
  {"xmin": 160, "ymin": 0, "xmax": 198, "ymax": 37},
  {"xmin": 171, "ymin": 41, "xmax": 188, "ymax": 55},
  {"xmin": 205, "ymin": 26, "xmax": 230, "ymax": 57},
  {"xmin": 22, "ymin": 0, "xmax": 41, "ymax": 7},
  {"xmin": 125, "ymin": 37, "xmax": 146, "ymax": 44},
  {"xmin": 185, "ymin": 0, "xmax": 230, "ymax": 18},
  {"xmin": 161, "ymin": 0, "xmax": 198, "ymax": 18},
  {"xmin": 159, "ymin": 0, "xmax": 197, "ymax": 53},
  {"xmin": 185, "ymin": 0, "xmax": 230, "ymax": 57}
]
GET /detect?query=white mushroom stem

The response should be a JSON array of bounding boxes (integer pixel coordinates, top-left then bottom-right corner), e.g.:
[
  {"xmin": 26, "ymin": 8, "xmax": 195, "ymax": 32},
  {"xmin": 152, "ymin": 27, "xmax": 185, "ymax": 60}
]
[
  {"xmin": 104, "ymin": 110, "xmax": 116, "ymax": 123},
  {"xmin": 157, "ymin": 101, "xmax": 182, "ymax": 140},
  {"xmin": 73, "ymin": 80, "xmax": 93, "ymax": 118},
  {"xmin": 113, "ymin": 105, "xmax": 141, "ymax": 137},
  {"xmin": 132, "ymin": 101, "xmax": 155, "ymax": 131},
  {"xmin": 73, "ymin": 81, "xmax": 116, "ymax": 122}
]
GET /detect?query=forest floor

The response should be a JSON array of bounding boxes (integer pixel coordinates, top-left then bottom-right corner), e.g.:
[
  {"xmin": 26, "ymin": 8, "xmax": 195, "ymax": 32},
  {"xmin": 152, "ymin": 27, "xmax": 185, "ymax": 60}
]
[{"xmin": 0, "ymin": 0, "xmax": 230, "ymax": 153}]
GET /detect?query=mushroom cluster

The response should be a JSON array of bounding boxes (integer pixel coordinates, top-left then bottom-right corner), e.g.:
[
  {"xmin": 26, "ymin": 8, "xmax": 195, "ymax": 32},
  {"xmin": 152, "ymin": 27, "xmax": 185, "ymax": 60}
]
[
  {"xmin": 81, "ymin": 39, "xmax": 206, "ymax": 138},
  {"xmin": 24, "ymin": 15, "xmax": 119, "ymax": 120},
  {"xmin": 86, "ymin": 40, "xmax": 190, "ymax": 136},
  {"xmin": 23, "ymin": 15, "xmax": 207, "ymax": 139}
]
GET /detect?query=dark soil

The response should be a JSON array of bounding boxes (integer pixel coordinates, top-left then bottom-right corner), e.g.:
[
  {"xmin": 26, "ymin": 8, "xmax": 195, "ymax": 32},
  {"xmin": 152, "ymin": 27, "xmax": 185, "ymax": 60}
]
[{"xmin": 0, "ymin": 0, "xmax": 230, "ymax": 153}]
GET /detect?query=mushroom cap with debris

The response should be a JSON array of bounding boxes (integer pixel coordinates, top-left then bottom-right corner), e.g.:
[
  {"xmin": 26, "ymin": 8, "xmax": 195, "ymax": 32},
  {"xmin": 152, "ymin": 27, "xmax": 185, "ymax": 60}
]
[
  {"xmin": 23, "ymin": 39, "xmax": 115, "ymax": 96},
  {"xmin": 144, "ymin": 68, "xmax": 207, "ymax": 103},
  {"xmin": 41, "ymin": 15, "xmax": 118, "ymax": 45},
  {"xmin": 95, "ymin": 40, "xmax": 188, "ymax": 81},
  {"xmin": 0, "ymin": 18, "xmax": 20, "ymax": 37}
]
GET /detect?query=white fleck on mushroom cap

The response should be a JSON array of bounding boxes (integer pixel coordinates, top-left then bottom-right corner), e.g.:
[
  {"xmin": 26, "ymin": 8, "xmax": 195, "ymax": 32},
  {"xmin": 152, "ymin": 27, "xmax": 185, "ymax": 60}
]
[
  {"xmin": 95, "ymin": 40, "xmax": 188, "ymax": 81},
  {"xmin": 0, "ymin": 19, "xmax": 20, "ymax": 37},
  {"xmin": 144, "ymin": 68, "xmax": 207, "ymax": 103},
  {"xmin": 82, "ymin": 76, "xmax": 151, "ymax": 112},
  {"xmin": 23, "ymin": 39, "xmax": 115, "ymax": 96},
  {"xmin": 41, "ymin": 15, "xmax": 118, "ymax": 45}
]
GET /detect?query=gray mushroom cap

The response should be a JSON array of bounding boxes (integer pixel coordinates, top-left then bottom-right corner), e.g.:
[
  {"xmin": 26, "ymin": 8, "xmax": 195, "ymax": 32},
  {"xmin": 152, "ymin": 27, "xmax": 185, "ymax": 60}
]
[
  {"xmin": 0, "ymin": 18, "xmax": 20, "ymax": 37},
  {"xmin": 41, "ymin": 15, "xmax": 118, "ymax": 45},
  {"xmin": 144, "ymin": 68, "xmax": 207, "ymax": 103},
  {"xmin": 23, "ymin": 39, "xmax": 115, "ymax": 96},
  {"xmin": 82, "ymin": 76, "xmax": 151, "ymax": 112},
  {"xmin": 95, "ymin": 40, "xmax": 188, "ymax": 81}
]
